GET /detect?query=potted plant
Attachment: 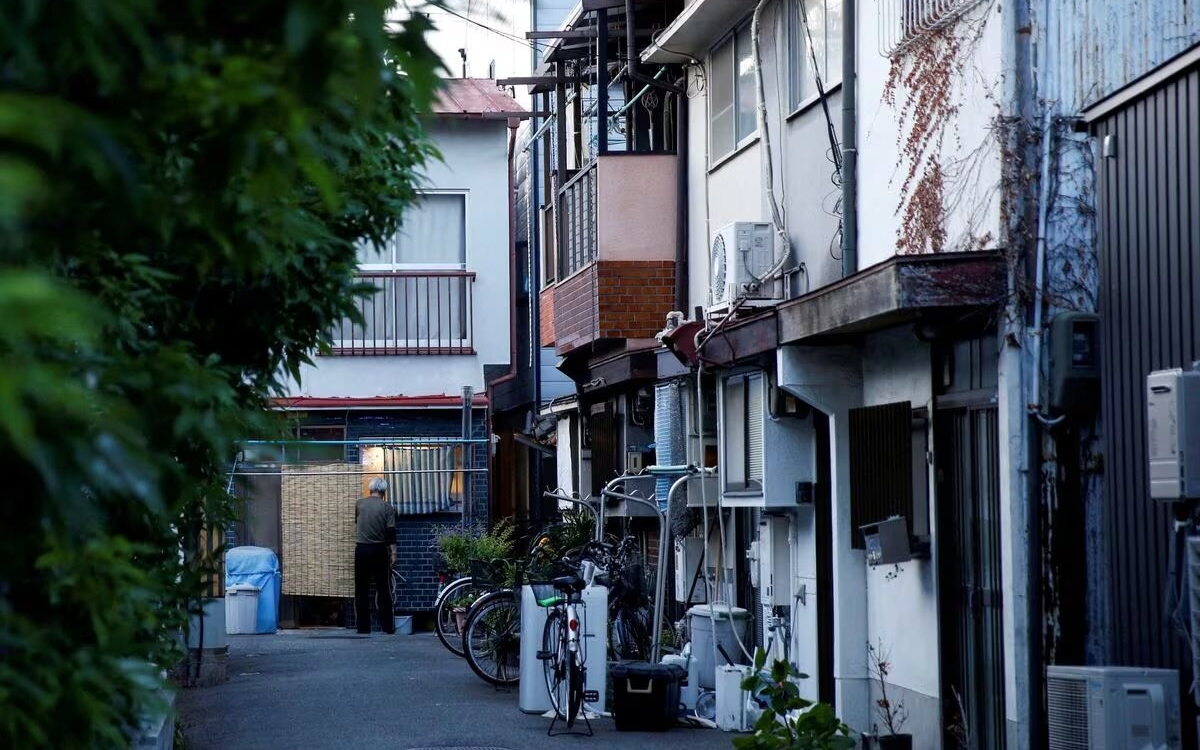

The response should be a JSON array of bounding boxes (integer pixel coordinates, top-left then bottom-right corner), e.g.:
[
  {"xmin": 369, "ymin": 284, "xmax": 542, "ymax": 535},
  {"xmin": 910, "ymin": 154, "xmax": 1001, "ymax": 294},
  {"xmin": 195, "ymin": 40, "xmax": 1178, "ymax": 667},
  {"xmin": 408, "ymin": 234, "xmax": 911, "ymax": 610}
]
[
  {"xmin": 734, "ymin": 647, "xmax": 856, "ymax": 750},
  {"xmin": 865, "ymin": 640, "xmax": 911, "ymax": 750}
]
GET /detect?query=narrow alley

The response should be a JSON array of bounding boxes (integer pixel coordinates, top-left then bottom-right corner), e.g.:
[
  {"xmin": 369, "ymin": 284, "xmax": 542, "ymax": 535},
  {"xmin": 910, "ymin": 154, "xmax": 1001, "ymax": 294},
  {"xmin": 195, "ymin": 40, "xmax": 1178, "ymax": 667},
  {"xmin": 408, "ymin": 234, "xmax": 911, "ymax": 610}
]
[{"xmin": 178, "ymin": 631, "xmax": 735, "ymax": 750}]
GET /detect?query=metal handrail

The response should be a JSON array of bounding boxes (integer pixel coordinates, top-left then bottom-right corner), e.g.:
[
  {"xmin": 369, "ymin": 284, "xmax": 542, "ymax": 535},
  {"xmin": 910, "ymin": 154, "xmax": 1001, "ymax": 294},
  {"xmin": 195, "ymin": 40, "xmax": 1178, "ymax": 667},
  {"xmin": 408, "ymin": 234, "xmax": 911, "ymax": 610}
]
[{"xmin": 542, "ymin": 489, "xmax": 602, "ymax": 537}]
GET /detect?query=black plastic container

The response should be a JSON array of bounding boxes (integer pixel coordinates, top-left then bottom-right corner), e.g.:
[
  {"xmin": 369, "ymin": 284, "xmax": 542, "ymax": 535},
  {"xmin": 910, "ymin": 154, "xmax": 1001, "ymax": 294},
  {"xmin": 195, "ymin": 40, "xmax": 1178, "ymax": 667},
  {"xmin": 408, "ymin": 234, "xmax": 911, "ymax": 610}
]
[{"xmin": 609, "ymin": 661, "xmax": 686, "ymax": 732}]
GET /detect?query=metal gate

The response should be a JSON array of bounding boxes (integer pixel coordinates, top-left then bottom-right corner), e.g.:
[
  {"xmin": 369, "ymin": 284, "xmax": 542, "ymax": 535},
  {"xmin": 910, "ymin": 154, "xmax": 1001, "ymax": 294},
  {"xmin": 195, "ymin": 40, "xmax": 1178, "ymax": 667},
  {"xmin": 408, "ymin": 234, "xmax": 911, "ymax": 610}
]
[{"xmin": 936, "ymin": 405, "xmax": 1006, "ymax": 749}]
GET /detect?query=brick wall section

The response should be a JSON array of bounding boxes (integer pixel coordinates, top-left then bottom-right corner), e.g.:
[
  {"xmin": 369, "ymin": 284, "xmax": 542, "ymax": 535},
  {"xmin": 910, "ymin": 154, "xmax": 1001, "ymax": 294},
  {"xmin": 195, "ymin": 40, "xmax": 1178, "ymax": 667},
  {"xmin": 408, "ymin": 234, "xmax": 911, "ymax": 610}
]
[
  {"xmin": 539, "ymin": 287, "xmax": 556, "ymax": 347},
  {"xmin": 343, "ymin": 409, "xmax": 489, "ymax": 614},
  {"xmin": 548, "ymin": 260, "xmax": 675, "ymax": 354},
  {"xmin": 596, "ymin": 260, "xmax": 675, "ymax": 339},
  {"xmin": 552, "ymin": 265, "xmax": 599, "ymax": 353}
]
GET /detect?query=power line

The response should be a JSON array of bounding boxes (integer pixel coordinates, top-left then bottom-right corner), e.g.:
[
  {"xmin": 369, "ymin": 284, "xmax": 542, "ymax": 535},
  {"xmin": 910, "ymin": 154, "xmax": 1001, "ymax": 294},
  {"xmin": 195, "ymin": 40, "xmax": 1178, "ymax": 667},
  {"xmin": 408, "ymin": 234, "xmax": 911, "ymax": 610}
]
[{"xmin": 433, "ymin": 4, "xmax": 549, "ymax": 53}]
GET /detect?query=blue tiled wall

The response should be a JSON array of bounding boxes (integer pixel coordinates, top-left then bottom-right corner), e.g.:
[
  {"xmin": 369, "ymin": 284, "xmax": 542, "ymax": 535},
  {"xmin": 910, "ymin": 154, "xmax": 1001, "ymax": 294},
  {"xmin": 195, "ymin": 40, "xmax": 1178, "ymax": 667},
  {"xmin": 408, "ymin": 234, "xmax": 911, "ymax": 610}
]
[{"xmin": 343, "ymin": 409, "xmax": 489, "ymax": 613}]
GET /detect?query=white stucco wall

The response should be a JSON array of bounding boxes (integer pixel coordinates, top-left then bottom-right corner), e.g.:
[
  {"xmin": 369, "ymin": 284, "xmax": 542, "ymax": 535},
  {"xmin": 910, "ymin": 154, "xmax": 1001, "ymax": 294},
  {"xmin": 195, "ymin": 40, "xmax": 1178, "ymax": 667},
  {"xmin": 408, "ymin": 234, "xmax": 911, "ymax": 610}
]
[
  {"xmin": 857, "ymin": 0, "xmax": 1005, "ymax": 266},
  {"xmin": 685, "ymin": 0, "xmax": 851, "ymax": 310},
  {"xmin": 861, "ymin": 328, "xmax": 940, "ymax": 745},
  {"xmin": 285, "ymin": 119, "xmax": 513, "ymax": 399}
]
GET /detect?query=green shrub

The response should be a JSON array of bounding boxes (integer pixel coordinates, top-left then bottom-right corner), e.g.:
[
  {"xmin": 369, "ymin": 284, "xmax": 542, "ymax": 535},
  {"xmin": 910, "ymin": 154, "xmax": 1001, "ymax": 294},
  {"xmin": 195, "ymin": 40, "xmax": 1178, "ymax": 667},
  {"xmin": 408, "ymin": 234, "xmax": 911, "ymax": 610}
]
[
  {"xmin": 733, "ymin": 648, "xmax": 857, "ymax": 750},
  {"xmin": 0, "ymin": 1, "xmax": 442, "ymax": 746}
]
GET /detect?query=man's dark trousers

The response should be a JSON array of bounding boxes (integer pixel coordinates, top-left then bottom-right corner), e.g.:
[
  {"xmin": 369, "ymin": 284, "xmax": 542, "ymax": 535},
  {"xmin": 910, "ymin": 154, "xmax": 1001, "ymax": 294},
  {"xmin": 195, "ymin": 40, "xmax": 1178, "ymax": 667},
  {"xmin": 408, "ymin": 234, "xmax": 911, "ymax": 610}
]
[{"xmin": 354, "ymin": 542, "xmax": 394, "ymax": 634}]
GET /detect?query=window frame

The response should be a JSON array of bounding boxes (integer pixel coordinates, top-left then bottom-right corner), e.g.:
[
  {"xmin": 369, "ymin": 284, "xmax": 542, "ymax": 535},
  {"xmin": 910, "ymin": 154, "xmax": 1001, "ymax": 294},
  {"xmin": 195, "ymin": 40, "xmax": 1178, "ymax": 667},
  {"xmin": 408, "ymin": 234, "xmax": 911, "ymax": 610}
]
[
  {"xmin": 787, "ymin": 0, "xmax": 845, "ymax": 115},
  {"xmin": 356, "ymin": 189, "xmax": 470, "ymax": 271},
  {"xmin": 708, "ymin": 20, "xmax": 759, "ymax": 164},
  {"xmin": 721, "ymin": 370, "xmax": 765, "ymax": 495},
  {"xmin": 359, "ymin": 437, "xmax": 467, "ymax": 516}
]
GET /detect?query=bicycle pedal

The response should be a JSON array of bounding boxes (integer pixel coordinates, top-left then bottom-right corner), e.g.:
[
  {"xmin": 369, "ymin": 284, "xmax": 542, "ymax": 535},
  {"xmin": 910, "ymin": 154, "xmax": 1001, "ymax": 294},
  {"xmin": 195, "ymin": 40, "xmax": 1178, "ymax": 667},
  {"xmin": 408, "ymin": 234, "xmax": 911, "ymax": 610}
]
[
  {"xmin": 536, "ymin": 650, "xmax": 552, "ymax": 660},
  {"xmin": 583, "ymin": 690, "xmax": 599, "ymax": 702}
]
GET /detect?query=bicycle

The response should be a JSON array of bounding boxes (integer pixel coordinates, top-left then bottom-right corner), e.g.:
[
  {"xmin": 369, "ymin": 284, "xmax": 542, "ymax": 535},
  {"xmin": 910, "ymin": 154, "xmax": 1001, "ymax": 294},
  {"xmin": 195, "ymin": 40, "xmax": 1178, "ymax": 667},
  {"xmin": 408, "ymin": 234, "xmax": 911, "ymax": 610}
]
[
  {"xmin": 435, "ymin": 524, "xmax": 563, "ymax": 659},
  {"xmin": 537, "ymin": 572, "xmax": 592, "ymax": 734},
  {"xmin": 433, "ymin": 572, "xmax": 486, "ymax": 657}
]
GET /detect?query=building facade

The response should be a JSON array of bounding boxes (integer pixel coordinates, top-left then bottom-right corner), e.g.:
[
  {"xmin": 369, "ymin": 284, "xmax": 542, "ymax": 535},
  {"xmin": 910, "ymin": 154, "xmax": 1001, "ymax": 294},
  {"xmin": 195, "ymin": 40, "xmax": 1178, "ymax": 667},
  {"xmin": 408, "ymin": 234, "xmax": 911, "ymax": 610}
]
[
  {"xmin": 519, "ymin": 0, "xmax": 1200, "ymax": 747},
  {"xmin": 268, "ymin": 79, "xmax": 526, "ymax": 615}
]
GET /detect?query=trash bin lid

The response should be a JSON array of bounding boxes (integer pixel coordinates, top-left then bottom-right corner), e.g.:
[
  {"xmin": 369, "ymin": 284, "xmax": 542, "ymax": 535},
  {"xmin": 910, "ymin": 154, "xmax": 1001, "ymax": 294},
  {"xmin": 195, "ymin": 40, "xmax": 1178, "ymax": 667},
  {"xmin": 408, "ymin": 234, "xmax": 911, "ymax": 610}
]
[
  {"xmin": 686, "ymin": 603, "xmax": 750, "ymax": 620},
  {"xmin": 227, "ymin": 584, "xmax": 262, "ymax": 595}
]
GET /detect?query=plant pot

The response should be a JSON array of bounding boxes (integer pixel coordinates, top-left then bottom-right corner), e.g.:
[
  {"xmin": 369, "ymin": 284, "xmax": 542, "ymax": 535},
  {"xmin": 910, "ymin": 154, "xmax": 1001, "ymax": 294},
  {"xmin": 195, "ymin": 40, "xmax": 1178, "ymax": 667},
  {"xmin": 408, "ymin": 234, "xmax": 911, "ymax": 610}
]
[
  {"xmin": 453, "ymin": 607, "xmax": 467, "ymax": 633},
  {"xmin": 869, "ymin": 734, "xmax": 913, "ymax": 750}
]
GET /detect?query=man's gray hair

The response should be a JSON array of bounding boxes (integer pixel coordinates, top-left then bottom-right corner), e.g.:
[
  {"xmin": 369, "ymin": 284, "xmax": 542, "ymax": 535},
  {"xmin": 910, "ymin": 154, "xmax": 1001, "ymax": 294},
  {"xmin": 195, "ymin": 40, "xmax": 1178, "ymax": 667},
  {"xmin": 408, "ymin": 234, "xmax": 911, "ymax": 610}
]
[{"xmin": 368, "ymin": 478, "xmax": 389, "ymax": 495}]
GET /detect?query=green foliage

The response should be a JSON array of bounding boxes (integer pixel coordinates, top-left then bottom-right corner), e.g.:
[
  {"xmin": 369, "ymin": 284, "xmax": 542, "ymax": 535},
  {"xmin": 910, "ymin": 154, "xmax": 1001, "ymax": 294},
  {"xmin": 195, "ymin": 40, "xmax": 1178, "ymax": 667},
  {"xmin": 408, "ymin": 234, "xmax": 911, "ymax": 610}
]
[
  {"xmin": 0, "ymin": 0, "xmax": 444, "ymax": 746},
  {"xmin": 434, "ymin": 518, "xmax": 518, "ymax": 575},
  {"xmin": 732, "ymin": 648, "xmax": 857, "ymax": 750}
]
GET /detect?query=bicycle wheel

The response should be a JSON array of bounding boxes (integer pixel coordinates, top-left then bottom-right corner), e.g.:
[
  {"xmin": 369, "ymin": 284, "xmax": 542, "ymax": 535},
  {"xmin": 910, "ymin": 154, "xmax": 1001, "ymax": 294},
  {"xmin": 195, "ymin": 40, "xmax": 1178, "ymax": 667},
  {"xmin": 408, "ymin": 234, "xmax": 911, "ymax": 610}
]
[
  {"xmin": 462, "ymin": 590, "xmax": 521, "ymax": 686},
  {"xmin": 611, "ymin": 606, "xmax": 650, "ymax": 661},
  {"xmin": 435, "ymin": 577, "xmax": 484, "ymax": 657},
  {"xmin": 566, "ymin": 651, "xmax": 584, "ymax": 728},
  {"xmin": 542, "ymin": 610, "xmax": 567, "ymax": 717}
]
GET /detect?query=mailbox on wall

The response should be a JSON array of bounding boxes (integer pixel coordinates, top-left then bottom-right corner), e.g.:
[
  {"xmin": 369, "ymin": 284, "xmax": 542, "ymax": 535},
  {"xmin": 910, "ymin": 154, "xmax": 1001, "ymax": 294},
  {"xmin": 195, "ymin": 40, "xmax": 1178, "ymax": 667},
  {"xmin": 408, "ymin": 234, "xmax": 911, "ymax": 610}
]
[{"xmin": 859, "ymin": 516, "xmax": 913, "ymax": 566}]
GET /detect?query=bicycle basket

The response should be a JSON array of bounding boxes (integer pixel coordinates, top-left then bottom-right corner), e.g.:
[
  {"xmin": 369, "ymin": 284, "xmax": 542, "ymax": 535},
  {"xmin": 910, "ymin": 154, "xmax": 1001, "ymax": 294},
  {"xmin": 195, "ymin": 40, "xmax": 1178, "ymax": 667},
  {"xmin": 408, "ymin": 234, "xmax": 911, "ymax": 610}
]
[
  {"xmin": 468, "ymin": 558, "xmax": 508, "ymax": 587},
  {"xmin": 529, "ymin": 582, "xmax": 563, "ymax": 607}
]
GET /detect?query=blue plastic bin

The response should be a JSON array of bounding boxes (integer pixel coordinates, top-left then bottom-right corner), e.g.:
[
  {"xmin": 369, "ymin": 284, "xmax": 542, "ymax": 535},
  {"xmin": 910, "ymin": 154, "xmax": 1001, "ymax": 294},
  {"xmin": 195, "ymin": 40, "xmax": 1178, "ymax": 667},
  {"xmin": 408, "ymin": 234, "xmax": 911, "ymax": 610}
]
[{"xmin": 225, "ymin": 546, "xmax": 281, "ymax": 634}]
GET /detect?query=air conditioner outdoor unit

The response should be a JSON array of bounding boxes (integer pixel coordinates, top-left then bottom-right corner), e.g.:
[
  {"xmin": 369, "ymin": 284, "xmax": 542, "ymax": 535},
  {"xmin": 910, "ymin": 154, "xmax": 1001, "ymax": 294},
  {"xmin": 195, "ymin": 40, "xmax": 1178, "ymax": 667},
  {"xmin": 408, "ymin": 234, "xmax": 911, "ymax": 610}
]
[
  {"xmin": 709, "ymin": 222, "xmax": 780, "ymax": 315},
  {"xmin": 1045, "ymin": 665, "xmax": 1181, "ymax": 750}
]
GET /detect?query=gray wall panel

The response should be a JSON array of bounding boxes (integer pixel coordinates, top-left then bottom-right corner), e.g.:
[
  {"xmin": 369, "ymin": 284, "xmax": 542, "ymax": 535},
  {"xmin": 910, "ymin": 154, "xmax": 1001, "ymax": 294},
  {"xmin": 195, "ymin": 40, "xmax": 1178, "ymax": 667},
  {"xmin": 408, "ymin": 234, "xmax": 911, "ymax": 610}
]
[{"xmin": 1095, "ymin": 62, "xmax": 1200, "ymax": 670}]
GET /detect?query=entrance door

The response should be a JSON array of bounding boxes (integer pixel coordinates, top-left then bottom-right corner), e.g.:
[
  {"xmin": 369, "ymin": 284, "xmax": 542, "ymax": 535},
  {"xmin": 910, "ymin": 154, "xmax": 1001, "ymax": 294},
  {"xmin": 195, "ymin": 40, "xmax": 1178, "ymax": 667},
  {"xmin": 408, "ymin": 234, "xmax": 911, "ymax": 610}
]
[{"xmin": 936, "ymin": 406, "xmax": 1006, "ymax": 749}]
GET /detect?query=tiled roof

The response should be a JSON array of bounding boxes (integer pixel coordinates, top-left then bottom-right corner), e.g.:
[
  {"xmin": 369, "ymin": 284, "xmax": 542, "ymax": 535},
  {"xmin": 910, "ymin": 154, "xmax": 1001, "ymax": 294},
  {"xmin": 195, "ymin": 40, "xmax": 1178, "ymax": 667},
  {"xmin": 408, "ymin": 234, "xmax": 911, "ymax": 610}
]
[{"xmin": 432, "ymin": 78, "xmax": 526, "ymax": 118}]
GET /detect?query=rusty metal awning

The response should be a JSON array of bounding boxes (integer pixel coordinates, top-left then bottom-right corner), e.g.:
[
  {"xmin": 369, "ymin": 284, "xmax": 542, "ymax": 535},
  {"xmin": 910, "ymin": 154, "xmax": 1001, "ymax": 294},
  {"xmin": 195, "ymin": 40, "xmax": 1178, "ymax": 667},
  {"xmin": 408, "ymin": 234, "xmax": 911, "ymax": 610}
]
[{"xmin": 776, "ymin": 252, "xmax": 1006, "ymax": 344}]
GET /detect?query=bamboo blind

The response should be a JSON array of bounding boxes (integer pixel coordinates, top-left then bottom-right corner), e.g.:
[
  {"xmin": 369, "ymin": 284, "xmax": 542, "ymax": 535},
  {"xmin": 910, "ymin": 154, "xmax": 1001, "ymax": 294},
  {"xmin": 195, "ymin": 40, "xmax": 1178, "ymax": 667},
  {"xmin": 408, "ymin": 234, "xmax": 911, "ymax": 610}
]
[{"xmin": 281, "ymin": 463, "xmax": 362, "ymax": 597}]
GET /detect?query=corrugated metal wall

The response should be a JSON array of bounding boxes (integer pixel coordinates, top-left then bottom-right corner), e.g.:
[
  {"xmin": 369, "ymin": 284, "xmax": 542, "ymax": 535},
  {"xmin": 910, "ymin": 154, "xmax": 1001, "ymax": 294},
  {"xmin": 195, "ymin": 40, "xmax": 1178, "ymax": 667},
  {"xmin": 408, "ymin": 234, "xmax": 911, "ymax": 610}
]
[
  {"xmin": 1039, "ymin": 0, "xmax": 1200, "ymax": 111},
  {"xmin": 1094, "ymin": 61, "xmax": 1200, "ymax": 669}
]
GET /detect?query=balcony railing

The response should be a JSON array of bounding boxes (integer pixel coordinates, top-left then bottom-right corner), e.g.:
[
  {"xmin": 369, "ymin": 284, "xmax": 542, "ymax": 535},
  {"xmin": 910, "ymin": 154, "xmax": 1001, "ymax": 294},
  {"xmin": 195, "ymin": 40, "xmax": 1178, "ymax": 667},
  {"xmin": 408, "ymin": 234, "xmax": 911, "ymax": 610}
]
[
  {"xmin": 330, "ymin": 270, "xmax": 475, "ymax": 355},
  {"xmin": 559, "ymin": 160, "xmax": 597, "ymax": 278}
]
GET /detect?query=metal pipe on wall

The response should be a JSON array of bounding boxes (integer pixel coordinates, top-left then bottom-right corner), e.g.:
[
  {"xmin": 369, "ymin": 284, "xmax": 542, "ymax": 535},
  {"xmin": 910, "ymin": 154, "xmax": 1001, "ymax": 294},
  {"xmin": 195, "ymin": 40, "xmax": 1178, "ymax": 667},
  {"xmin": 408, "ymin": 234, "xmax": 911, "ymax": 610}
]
[
  {"xmin": 675, "ymin": 82, "xmax": 689, "ymax": 312},
  {"xmin": 840, "ymin": 0, "xmax": 858, "ymax": 277}
]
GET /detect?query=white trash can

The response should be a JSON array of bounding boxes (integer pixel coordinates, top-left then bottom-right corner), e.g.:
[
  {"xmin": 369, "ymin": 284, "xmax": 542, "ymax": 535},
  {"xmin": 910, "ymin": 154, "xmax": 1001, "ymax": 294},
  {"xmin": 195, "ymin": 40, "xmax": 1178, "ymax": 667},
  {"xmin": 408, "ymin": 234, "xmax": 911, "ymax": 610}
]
[{"xmin": 225, "ymin": 584, "xmax": 261, "ymax": 635}]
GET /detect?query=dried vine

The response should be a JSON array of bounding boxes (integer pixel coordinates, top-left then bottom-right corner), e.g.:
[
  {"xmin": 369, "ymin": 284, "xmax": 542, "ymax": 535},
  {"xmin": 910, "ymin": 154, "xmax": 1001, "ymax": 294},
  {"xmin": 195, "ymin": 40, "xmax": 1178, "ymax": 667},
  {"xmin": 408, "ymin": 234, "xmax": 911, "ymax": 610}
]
[{"xmin": 883, "ymin": 4, "xmax": 994, "ymax": 254}]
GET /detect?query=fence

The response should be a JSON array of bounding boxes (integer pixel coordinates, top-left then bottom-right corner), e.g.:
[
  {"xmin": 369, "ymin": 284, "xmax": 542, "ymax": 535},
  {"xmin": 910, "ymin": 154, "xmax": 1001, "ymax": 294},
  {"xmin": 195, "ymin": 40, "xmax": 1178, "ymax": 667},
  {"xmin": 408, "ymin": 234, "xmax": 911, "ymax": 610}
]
[
  {"xmin": 227, "ymin": 437, "xmax": 489, "ymax": 609},
  {"xmin": 329, "ymin": 271, "xmax": 476, "ymax": 355}
]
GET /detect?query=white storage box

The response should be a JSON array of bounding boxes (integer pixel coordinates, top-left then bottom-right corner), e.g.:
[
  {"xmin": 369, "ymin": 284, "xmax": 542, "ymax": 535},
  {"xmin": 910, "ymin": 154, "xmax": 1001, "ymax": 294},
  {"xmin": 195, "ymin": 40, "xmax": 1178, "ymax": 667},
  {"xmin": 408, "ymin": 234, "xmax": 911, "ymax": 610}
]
[{"xmin": 225, "ymin": 584, "xmax": 261, "ymax": 635}]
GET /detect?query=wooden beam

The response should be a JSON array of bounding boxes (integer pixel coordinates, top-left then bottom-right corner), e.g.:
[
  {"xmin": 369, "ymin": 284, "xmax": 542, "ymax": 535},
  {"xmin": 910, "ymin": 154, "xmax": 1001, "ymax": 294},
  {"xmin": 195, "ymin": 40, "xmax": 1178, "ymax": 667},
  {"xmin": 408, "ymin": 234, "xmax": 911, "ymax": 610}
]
[{"xmin": 526, "ymin": 29, "xmax": 597, "ymax": 39}]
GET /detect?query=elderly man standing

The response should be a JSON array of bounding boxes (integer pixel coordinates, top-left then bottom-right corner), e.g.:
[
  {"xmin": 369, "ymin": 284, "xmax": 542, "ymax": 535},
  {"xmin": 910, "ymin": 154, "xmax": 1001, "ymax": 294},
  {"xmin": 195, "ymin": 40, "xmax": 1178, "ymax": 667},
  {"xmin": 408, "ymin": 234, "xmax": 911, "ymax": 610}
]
[{"xmin": 354, "ymin": 477, "xmax": 397, "ymax": 634}]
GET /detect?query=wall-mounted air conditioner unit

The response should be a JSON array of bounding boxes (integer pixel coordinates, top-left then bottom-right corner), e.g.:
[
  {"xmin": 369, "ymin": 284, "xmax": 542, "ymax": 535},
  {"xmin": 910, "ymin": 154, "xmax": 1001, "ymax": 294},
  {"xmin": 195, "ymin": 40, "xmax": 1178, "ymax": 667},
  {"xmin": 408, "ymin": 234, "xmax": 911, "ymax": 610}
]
[
  {"xmin": 708, "ymin": 222, "xmax": 781, "ymax": 316},
  {"xmin": 1046, "ymin": 665, "xmax": 1181, "ymax": 750}
]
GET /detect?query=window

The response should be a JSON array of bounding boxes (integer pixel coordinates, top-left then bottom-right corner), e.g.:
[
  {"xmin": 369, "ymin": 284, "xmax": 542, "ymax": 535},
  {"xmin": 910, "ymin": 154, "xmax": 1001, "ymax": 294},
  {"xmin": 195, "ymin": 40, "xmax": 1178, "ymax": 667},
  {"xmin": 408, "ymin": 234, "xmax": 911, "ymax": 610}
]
[
  {"xmin": 722, "ymin": 372, "xmax": 764, "ymax": 493},
  {"xmin": 339, "ymin": 191, "xmax": 472, "ymax": 353},
  {"xmin": 360, "ymin": 439, "xmax": 466, "ymax": 515},
  {"xmin": 709, "ymin": 24, "xmax": 758, "ymax": 161},
  {"xmin": 788, "ymin": 0, "xmax": 843, "ymax": 110},
  {"xmin": 357, "ymin": 192, "xmax": 467, "ymax": 269},
  {"xmin": 847, "ymin": 402, "xmax": 931, "ymax": 549}
]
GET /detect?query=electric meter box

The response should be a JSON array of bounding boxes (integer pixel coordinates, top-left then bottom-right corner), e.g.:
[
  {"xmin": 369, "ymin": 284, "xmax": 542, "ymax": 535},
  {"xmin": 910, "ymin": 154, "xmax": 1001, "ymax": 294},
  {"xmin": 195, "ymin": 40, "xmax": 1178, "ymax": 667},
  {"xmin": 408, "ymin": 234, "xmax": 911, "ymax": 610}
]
[
  {"xmin": 1049, "ymin": 312, "xmax": 1100, "ymax": 416},
  {"xmin": 1147, "ymin": 368, "xmax": 1200, "ymax": 500}
]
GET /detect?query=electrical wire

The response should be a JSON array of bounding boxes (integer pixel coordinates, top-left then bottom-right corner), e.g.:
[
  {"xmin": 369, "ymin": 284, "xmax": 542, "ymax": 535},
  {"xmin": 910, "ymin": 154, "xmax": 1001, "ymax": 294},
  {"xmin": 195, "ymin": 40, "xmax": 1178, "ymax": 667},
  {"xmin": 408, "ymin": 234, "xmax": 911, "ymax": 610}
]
[{"xmin": 434, "ymin": 3, "xmax": 550, "ymax": 53}]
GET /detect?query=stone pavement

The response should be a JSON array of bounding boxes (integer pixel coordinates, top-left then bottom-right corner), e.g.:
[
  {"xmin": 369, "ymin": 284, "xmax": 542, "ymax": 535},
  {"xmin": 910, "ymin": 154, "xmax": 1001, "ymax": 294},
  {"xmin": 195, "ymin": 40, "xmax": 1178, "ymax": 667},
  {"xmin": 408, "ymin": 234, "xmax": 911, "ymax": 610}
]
[{"xmin": 177, "ymin": 629, "xmax": 738, "ymax": 750}]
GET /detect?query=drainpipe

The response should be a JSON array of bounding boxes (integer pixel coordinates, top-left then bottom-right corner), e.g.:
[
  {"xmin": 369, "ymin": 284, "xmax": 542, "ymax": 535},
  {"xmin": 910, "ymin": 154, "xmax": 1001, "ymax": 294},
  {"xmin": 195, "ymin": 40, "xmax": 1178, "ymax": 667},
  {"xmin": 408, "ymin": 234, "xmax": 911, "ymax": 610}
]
[
  {"xmin": 675, "ymin": 84, "xmax": 688, "ymax": 312},
  {"xmin": 486, "ymin": 121, "xmax": 521, "ymax": 524},
  {"xmin": 530, "ymin": 116, "xmax": 545, "ymax": 522},
  {"xmin": 840, "ymin": 0, "xmax": 858, "ymax": 277},
  {"xmin": 489, "ymin": 119, "xmax": 522, "ymax": 391},
  {"xmin": 624, "ymin": 0, "xmax": 641, "ymax": 151}
]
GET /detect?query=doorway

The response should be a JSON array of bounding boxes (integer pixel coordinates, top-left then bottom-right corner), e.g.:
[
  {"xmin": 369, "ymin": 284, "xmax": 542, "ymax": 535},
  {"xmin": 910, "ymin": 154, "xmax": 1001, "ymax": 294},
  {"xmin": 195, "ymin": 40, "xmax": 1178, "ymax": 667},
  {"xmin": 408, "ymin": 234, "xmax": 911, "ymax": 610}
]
[{"xmin": 936, "ymin": 405, "xmax": 1006, "ymax": 749}]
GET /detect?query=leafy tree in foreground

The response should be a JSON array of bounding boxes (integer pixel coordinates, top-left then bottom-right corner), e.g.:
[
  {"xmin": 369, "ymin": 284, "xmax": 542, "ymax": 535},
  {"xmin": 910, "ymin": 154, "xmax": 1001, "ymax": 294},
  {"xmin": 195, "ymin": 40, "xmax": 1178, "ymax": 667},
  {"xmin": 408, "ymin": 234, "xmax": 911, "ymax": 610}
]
[{"xmin": 0, "ymin": 1, "xmax": 443, "ymax": 746}]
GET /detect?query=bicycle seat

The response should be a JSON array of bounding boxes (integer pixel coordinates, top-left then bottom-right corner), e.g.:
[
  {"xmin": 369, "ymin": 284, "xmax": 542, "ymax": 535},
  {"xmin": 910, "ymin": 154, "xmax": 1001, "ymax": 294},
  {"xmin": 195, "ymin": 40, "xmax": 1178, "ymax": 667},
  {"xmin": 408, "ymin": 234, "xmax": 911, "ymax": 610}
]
[{"xmin": 552, "ymin": 574, "xmax": 586, "ymax": 594}]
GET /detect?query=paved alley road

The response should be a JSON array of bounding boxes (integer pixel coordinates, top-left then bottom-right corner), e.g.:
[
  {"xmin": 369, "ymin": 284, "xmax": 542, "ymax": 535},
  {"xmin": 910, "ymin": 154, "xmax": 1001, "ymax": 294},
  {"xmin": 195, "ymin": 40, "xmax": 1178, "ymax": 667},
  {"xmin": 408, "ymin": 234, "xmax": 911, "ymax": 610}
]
[{"xmin": 178, "ymin": 629, "xmax": 738, "ymax": 750}]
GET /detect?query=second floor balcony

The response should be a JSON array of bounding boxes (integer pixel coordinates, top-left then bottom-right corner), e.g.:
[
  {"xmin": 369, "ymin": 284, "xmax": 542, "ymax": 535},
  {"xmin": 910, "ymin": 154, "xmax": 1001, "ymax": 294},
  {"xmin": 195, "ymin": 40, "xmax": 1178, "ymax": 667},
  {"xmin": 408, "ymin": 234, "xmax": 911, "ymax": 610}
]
[
  {"xmin": 540, "ymin": 153, "xmax": 679, "ymax": 355},
  {"xmin": 329, "ymin": 270, "xmax": 476, "ymax": 356}
]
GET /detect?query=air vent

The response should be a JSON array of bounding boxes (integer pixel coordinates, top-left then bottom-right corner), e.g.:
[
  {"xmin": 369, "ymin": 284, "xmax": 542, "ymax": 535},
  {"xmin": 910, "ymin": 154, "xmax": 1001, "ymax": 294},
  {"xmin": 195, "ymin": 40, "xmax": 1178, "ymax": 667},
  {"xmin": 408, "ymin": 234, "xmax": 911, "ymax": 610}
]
[{"xmin": 1045, "ymin": 676, "xmax": 1089, "ymax": 750}]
